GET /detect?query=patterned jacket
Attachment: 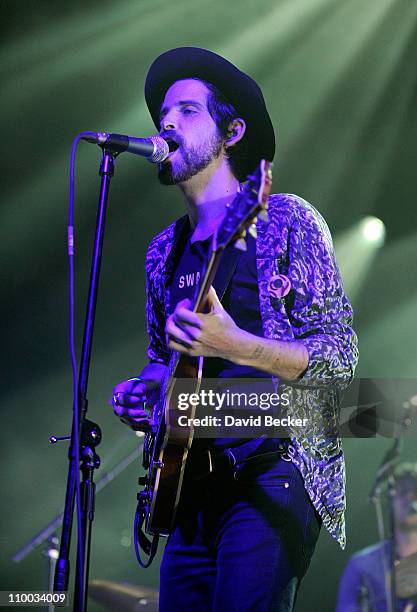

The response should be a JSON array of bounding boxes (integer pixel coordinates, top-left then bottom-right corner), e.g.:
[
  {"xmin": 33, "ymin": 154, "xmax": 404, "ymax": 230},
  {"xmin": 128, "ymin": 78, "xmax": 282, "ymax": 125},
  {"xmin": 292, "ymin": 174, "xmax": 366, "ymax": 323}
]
[{"xmin": 144, "ymin": 193, "xmax": 359, "ymax": 548}]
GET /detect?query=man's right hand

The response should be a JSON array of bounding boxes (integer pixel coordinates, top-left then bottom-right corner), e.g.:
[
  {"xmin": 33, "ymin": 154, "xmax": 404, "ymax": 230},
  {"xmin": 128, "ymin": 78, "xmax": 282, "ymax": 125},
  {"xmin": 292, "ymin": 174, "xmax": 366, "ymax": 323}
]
[
  {"xmin": 111, "ymin": 363, "xmax": 167, "ymax": 431},
  {"xmin": 111, "ymin": 378, "xmax": 154, "ymax": 432}
]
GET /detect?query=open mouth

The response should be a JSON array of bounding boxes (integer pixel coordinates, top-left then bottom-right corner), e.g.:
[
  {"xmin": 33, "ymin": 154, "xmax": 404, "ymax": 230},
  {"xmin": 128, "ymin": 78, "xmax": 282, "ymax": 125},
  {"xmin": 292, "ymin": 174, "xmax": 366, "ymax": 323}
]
[{"xmin": 164, "ymin": 138, "xmax": 180, "ymax": 155}]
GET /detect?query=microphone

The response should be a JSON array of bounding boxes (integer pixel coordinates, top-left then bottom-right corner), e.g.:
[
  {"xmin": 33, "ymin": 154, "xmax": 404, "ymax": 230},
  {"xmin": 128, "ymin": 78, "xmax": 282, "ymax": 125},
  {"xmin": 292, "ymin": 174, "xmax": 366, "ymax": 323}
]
[{"xmin": 82, "ymin": 132, "xmax": 169, "ymax": 163}]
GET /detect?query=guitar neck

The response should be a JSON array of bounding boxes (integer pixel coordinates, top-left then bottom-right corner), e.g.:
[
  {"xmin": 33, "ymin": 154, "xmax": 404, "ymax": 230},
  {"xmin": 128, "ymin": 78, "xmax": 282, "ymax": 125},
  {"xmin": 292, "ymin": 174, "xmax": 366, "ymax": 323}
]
[
  {"xmin": 160, "ymin": 245, "xmax": 221, "ymax": 389},
  {"xmin": 159, "ymin": 158, "xmax": 273, "ymax": 391},
  {"xmin": 192, "ymin": 247, "xmax": 222, "ymax": 314}
]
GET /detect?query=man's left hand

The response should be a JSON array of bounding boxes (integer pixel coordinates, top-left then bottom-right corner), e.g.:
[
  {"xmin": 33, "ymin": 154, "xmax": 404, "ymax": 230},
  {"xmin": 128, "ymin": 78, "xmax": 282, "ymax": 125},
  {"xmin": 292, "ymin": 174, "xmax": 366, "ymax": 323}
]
[{"xmin": 166, "ymin": 286, "xmax": 240, "ymax": 359}]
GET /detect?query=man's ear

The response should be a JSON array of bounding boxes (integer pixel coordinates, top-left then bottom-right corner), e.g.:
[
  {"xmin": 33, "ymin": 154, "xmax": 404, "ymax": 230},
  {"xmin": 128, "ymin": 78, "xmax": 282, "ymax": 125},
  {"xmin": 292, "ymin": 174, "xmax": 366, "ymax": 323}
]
[{"xmin": 225, "ymin": 118, "xmax": 246, "ymax": 148}]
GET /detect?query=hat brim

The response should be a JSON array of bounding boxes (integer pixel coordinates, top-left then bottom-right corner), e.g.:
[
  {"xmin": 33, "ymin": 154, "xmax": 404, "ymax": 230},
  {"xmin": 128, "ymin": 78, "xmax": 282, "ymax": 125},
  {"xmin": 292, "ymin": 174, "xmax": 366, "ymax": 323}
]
[{"xmin": 144, "ymin": 47, "xmax": 275, "ymax": 178}]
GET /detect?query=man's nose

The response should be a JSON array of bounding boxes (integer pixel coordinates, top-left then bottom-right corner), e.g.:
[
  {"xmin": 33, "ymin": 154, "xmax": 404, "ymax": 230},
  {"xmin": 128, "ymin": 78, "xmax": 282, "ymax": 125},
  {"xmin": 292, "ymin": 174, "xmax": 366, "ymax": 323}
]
[{"xmin": 161, "ymin": 113, "xmax": 176, "ymax": 132}]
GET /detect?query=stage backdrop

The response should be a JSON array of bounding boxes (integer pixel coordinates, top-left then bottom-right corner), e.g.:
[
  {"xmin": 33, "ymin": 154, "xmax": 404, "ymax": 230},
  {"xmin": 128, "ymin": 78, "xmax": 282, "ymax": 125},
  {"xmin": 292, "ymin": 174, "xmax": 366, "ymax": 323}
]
[{"xmin": 2, "ymin": 1, "xmax": 416, "ymax": 610}]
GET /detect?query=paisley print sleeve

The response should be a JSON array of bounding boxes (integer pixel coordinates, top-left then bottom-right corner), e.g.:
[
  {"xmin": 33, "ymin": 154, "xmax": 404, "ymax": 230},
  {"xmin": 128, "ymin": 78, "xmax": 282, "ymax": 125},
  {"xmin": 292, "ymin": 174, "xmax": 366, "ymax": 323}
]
[
  {"xmin": 145, "ymin": 238, "xmax": 170, "ymax": 365},
  {"xmin": 286, "ymin": 197, "xmax": 359, "ymax": 389}
]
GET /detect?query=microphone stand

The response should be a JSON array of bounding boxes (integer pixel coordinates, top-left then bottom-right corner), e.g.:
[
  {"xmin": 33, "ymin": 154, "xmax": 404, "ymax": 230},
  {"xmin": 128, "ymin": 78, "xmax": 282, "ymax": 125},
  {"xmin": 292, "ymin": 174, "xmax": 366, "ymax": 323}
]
[
  {"xmin": 370, "ymin": 437, "xmax": 403, "ymax": 612},
  {"xmin": 54, "ymin": 149, "xmax": 116, "ymax": 611}
]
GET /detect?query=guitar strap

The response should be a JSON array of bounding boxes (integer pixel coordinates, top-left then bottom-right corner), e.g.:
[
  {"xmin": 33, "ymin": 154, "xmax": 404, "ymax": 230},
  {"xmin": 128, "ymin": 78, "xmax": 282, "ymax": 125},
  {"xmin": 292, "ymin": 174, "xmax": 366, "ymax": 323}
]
[{"xmin": 212, "ymin": 243, "xmax": 242, "ymax": 302}]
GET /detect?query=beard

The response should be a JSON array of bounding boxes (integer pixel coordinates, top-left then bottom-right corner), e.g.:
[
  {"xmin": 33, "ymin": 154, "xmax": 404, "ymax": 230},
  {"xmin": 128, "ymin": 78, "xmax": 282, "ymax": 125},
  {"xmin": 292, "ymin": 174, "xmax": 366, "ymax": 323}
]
[{"xmin": 158, "ymin": 132, "xmax": 223, "ymax": 185}]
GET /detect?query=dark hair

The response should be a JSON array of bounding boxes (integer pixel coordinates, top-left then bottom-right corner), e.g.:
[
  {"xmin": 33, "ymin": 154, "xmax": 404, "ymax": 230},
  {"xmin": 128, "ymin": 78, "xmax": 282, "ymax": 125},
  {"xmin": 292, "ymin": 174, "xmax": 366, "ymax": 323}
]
[{"xmin": 199, "ymin": 79, "xmax": 250, "ymax": 182}]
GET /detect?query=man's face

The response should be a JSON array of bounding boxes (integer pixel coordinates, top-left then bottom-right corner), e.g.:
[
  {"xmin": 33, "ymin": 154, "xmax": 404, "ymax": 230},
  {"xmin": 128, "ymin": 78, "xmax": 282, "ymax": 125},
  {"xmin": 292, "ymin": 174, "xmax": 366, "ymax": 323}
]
[
  {"xmin": 394, "ymin": 476, "xmax": 417, "ymax": 532},
  {"xmin": 157, "ymin": 79, "xmax": 224, "ymax": 185}
]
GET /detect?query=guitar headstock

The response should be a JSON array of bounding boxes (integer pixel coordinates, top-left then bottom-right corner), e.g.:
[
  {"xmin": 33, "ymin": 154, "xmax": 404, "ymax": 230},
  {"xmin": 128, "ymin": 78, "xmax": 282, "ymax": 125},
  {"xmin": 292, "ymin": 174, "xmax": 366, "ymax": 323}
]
[{"xmin": 215, "ymin": 160, "xmax": 273, "ymax": 252}]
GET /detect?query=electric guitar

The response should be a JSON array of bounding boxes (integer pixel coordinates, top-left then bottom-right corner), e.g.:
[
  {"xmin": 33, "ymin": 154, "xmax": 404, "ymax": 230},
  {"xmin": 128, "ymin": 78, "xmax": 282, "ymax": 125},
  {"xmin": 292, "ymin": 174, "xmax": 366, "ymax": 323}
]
[{"xmin": 135, "ymin": 160, "xmax": 273, "ymax": 565}]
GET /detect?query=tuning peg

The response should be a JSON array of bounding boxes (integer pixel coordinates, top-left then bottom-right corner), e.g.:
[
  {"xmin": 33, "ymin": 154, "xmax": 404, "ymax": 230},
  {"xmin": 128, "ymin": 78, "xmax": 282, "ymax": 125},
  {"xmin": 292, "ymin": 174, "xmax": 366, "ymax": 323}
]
[
  {"xmin": 258, "ymin": 210, "xmax": 269, "ymax": 223},
  {"xmin": 235, "ymin": 238, "xmax": 247, "ymax": 251}
]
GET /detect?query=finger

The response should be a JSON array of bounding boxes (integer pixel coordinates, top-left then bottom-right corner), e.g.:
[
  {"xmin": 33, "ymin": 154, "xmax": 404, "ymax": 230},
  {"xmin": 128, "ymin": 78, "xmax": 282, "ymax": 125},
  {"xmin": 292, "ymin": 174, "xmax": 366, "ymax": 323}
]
[
  {"xmin": 118, "ymin": 407, "xmax": 149, "ymax": 418},
  {"xmin": 174, "ymin": 307, "xmax": 202, "ymax": 329},
  {"xmin": 113, "ymin": 392, "xmax": 146, "ymax": 408},
  {"xmin": 120, "ymin": 416, "xmax": 151, "ymax": 431},
  {"xmin": 108, "ymin": 379, "xmax": 146, "ymax": 406},
  {"xmin": 168, "ymin": 318, "xmax": 201, "ymax": 342},
  {"xmin": 112, "ymin": 392, "xmax": 147, "ymax": 409},
  {"xmin": 168, "ymin": 339, "xmax": 199, "ymax": 356},
  {"xmin": 112, "ymin": 380, "xmax": 147, "ymax": 397},
  {"xmin": 114, "ymin": 405, "xmax": 148, "ymax": 419},
  {"xmin": 120, "ymin": 413, "xmax": 148, "ymax": 423},
  {"xmin": 166, "ymin": 320, "xmax": 194, "ymax": 347},
  {"xmin": 176, "ymin": 298, "xmax": 192, "ymax": 310},
  {"xmin": 205, "ymin": 286, "xmax": 222, "ymax": 312}
]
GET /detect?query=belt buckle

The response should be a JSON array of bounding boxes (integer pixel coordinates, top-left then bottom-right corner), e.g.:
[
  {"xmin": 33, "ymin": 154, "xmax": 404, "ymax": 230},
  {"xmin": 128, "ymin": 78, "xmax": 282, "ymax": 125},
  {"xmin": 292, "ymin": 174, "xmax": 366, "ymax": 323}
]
[{"xmin": 280, "ymin": 443, "xmax": 295, "ymax": 462}]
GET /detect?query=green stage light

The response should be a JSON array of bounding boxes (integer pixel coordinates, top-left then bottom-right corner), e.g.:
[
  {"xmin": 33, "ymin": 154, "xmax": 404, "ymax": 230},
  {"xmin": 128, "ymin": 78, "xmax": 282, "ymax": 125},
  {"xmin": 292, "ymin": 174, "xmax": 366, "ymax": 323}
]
[
  {"xmin": 360, "ymin": 216, "xmax": 386, "ymax": 246},
  {"xmin": 334, "ymin": 216, "xmax": 386, "ymax": 301}
]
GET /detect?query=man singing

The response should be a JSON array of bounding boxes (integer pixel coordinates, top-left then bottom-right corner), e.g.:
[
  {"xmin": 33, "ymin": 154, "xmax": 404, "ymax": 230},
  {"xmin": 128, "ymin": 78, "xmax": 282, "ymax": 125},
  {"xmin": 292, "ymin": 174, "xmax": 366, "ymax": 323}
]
[{"xmin": 112, "ymin": 47, "xmax": 358, "ymax": 611}]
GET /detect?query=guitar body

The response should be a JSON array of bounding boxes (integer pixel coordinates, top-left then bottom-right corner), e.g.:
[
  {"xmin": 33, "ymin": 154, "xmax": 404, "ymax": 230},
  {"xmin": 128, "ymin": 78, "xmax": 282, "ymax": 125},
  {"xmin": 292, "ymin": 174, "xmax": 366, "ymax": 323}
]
[{"xmin": 142, "ymin": 354, "xmax": 203, "ymax": 536}]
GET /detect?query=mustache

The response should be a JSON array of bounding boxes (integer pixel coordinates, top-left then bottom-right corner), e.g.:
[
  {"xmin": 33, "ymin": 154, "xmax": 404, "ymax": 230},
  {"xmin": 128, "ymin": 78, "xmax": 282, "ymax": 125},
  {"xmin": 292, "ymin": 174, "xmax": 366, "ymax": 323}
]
[{"xmin": 160, "ymin": 130, "xmax": 182, "ymax": 150}]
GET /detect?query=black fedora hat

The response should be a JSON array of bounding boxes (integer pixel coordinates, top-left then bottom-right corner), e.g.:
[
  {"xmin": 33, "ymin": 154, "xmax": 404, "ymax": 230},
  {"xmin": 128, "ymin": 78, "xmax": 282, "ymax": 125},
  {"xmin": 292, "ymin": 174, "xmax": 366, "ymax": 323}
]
[{"xmin": 144, "ymin": 47, "xmax": 275, "ymax": 177}]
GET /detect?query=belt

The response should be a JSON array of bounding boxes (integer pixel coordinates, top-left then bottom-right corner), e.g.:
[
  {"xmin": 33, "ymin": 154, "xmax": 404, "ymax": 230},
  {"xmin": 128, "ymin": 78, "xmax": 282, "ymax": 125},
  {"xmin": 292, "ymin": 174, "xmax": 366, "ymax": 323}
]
[{"xmin": 187, "ymin": 438, "xmax": 292, "ymax": 481}]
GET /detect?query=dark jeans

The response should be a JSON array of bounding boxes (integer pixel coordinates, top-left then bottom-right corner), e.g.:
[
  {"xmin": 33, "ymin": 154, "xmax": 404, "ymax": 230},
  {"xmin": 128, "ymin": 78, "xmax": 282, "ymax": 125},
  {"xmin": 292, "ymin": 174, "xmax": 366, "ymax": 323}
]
[{"xmin": 160, "ymin": 453, "xmax": 322, "ymax": 612}]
